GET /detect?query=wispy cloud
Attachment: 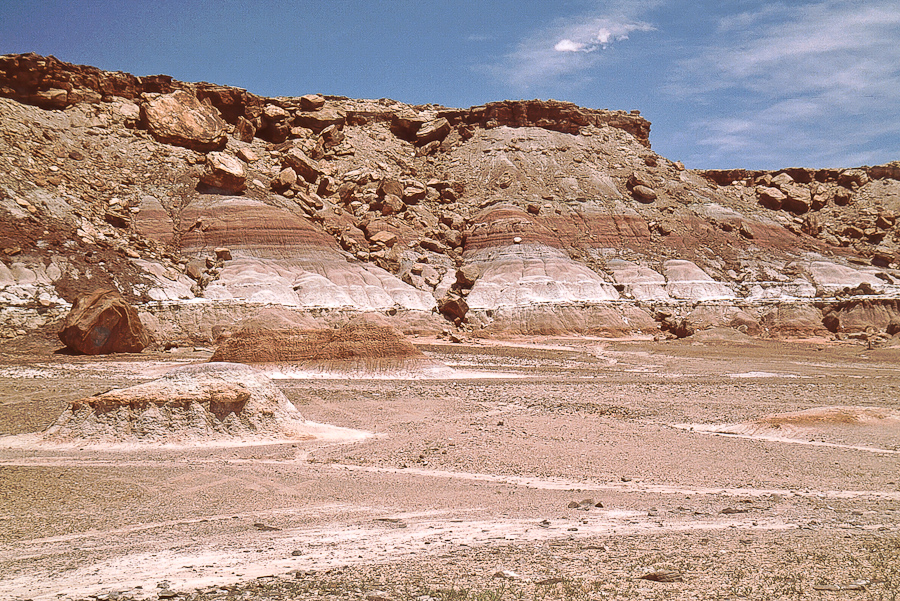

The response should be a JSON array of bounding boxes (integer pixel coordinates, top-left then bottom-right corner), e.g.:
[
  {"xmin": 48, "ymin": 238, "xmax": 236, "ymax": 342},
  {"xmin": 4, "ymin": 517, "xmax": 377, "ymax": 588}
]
[
  {"xmin": 553, "ymin": 18, "xmax": 655, "ymax": 53},
  {"xmin": 673, "ymin": 1, "xmax": 900, "ymax": 167},
  {"xmin": 486, "ymin": 1, "xmax": 659, "ymax": 92}
]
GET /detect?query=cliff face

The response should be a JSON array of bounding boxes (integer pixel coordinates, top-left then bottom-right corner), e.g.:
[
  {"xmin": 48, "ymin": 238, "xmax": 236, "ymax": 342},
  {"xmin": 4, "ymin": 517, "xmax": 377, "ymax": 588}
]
[{"xmin": 1, "ymin": 53, "xmax": 900, "ymax": 345}]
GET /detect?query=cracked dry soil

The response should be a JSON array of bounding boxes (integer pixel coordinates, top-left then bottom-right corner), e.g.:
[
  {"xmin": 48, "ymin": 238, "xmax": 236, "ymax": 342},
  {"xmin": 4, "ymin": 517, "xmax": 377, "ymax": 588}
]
[{"xmin": 1, "ymin": 337, "xmax": 899, "ymax": 600}]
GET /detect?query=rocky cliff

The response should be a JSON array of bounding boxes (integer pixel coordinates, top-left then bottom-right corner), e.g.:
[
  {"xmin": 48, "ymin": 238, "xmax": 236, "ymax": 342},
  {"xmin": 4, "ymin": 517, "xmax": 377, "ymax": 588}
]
[{"xmin": 2, "ymin": 53, "xmax": 899, "ymax": 345}]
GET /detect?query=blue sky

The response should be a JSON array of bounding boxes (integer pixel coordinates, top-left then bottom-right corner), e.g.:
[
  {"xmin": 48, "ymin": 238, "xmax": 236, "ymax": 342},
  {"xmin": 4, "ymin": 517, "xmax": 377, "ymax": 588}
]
[{"xmin": 2, "ymin": 0, "xmax": 898, "ymax": 170}]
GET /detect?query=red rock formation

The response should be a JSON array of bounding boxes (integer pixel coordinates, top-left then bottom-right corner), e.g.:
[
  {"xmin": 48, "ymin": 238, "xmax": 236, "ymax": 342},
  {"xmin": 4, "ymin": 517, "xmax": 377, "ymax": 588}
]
[
  {"xmin": 760, "ymin": 304, "xmax": 828, "ymax": 337},
  {"xmin": 0, "ymin": 53, "xmax": 263, "ymax": 122},
  {"xmin": 474, "ymin": 305, "xmax": 658, "ymax": 337},
  {"xmin": 0, "ymin": 54, "xmax": 651, "ymax": 148}
]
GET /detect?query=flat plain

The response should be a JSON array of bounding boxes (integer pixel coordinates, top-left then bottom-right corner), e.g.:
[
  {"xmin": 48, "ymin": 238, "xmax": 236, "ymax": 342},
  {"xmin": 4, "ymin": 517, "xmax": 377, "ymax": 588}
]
[{"xmin": 1, "ymin": 336, "xmax": 898, "ymax": 601}]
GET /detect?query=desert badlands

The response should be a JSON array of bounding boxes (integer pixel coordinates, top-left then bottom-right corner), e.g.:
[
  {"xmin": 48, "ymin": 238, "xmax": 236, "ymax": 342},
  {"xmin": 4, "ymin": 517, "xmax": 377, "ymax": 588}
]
[{"xmin": 0, "ymin": 54, "xmax": 898, "ymax": 600}]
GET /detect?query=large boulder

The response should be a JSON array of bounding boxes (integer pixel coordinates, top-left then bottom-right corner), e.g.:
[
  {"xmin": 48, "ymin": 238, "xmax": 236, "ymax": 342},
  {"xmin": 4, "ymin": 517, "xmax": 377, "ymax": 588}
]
[
  {"xmin": 140, "ymin": 90, "xmax": 227, "ymax": 151},
  {"xmin": 58, "ymin": 289, "xmax": 151, "ymax": 354}
]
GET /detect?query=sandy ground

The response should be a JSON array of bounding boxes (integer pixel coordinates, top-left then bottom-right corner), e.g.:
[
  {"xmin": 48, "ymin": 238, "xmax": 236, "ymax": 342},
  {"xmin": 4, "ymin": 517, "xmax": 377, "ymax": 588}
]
[{"xmin": 1, "ymin": 336, "xmax": 899, "ymax": 600}]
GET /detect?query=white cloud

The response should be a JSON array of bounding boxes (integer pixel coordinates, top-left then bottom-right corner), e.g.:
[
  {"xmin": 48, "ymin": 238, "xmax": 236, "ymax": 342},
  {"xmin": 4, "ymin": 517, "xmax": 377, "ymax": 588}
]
[
  {"xmin": 672, "ymin": 0, "xmax": 900, "ymax": 167},
  {"xmin": 554, "ymin": 39, "xmax": 587, "ymax": 53},
  {"xmin": 554, "ymin": 19, "xmax": 653, "ymax": 53},
  {"xmin": 485, "ymin": 2, "xmax": 659, "ymax": 91}
]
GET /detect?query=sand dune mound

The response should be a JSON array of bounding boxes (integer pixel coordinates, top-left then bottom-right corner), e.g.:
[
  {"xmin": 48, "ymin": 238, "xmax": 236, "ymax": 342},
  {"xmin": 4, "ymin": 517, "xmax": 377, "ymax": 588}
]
[
  {"xmin": 705, "ymin": 406, "xmax": 900, "ymax": 451},
  {"xmin": 40, "ymin": 363, "xmax": 333, "ymax": 446},
  {"xmin": 211, "ymin": 319, "xmax": 450, "ymax": 377}
]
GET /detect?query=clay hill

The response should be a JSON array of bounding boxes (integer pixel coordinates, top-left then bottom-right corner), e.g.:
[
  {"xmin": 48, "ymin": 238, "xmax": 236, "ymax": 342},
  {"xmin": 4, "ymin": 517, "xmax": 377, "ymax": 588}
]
[
  {"xmin": 2, "ymin": 52, "xmax": 900, "ymax": 345},
  {"xmin": 40, "ymin": 363, "xmax": 323, "ymax": 445}
]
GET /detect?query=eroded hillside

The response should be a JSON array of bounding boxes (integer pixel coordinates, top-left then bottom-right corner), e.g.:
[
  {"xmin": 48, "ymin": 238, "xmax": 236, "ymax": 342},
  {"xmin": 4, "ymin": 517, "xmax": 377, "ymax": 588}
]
[{"xmin": 2, "ymin": 53, "xmax": 900, "ymax": 344}]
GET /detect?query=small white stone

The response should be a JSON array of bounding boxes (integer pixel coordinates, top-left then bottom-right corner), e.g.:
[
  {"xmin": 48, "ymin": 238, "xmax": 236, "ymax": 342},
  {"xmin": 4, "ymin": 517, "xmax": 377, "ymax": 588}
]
[{"xmin": 513, "ymin": 236, "xmax": 523, "ymax": 244}]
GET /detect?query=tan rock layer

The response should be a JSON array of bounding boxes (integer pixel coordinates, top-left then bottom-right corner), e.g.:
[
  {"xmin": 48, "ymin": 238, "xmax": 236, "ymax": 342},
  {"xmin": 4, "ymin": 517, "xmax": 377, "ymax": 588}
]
[
  {"xmin": 438, "ymin": 100, "xmax": 650, "ymax": 147},
  {"xmin": 701, "ymin": 165, "xmax": 900, "ymax": 186}
]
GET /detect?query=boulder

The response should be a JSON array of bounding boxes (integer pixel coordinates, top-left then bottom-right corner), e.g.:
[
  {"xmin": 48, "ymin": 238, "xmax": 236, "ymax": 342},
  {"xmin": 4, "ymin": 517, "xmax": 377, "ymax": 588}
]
[
  {"xmin": 834, "ymin": 188, "xmax": 853, "ymax": 205},
  {"xmin": 391, "ymin": 113, "xmax": 426, "ymax": 139},
  {"xmin": 438, "ymin": 293, "xmax": 469, "ymax": 321},
  {"xmin": 781, "ymin": 183, "xmax": 811, "ymax": 214},
  {"xmin": 200, "ymin": 152, "xmax": 246, "ymax": 193},
  {"xmin": 294, "ymin": 108, "xmax": 345, "ymax": 132},
  {"xmin": 771, "ymin": 172, "xmax": 794, "ymax": 187},
  {"xmin": 628, "ymin": 172, "xmax": 655, "ymax": 189},
  {"xmin": 403, "ymin": 181, "xmax": 428, "ymax": 203},
  {"xmin": 416, "ymin": 118, "xmax": 451, "ymax": 145},
  {"xmin": 632, "ymin": 185, "xmax": 657, "ymax": 202},
  {"xmin": 320, "ymin": 124, "xmax": 344, "ymax": 148},
  {"xmin": 300, "ymin": 94, "xmax": 326, "ymax": 111},
  {"xmin": 271, "ymin": 167, "xmax": 298, "ymax": 191},
  {"xmin": 34, "ymin": 88, "xmax": 68, "ymax": 109},
  {"xmin": 263, "ymin": 104, "xmax": 289, "ymax": 122},
  {"xmin": 370, "ymin": 230, "xmax": 398, "ymax": 247},
  {"xmin": 283, "ymin": 148, "xmax": 322, "ymax": 183},
  {"xmin": 757, "ymin": 186, "xmax": 786, "ymax": 210},
  {"xmin": 838, "ymin": 169, "xmax": 869, "ymax": 188},
  {"xmin": 381, "ymin": 194, "xmax": 405, "ymax": 216},
  {"xmin": 140, "ymin": 90, "xmax": 227, "ymax": 151},
  {"xmin": 234, "ymin": 116, "xmax": 256, "ymax": 142},
  {"xmin": 58, "ymin": 289, "xmax": 151, "ymax": 355},
  {"xmin": 378, "ymin": 177, "xmax": 404, "ymax": 198},
  {"xmin": 456, "ymin": 264, "xmax": 481, "ymax": 288}
]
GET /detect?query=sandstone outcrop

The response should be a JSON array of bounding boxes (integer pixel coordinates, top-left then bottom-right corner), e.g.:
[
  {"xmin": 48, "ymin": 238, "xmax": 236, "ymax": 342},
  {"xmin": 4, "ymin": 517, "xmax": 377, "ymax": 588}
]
[{"xmin": 58, "ymin": 289, "xmax": 150, "ymax": 354}]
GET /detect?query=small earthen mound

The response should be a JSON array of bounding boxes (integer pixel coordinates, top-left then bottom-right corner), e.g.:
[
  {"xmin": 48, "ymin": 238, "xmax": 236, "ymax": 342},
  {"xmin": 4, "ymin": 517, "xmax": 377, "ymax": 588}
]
[
  {"xmin": 42, "ymin": 363, "xmax": 316, "ymax": 445},
  {"xmin": 706, "ymin": 406, "xmax": 900, "ymax": 451},
  {"xmin": 750, "ymin": 406, "xmax": 899, "ymax": 429},
  {"xmin": 211, "ymin": 318, "xmax": 445, "ymax": 376},
  {"xmin": 58, "ymin": 288, "xmax": 151, "ymax": 355}
]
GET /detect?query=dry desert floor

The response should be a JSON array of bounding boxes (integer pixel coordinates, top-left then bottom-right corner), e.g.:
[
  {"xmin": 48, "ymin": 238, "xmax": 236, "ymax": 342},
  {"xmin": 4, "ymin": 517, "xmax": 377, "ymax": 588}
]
[{"xmin": 1, "ymin": 336, "xmax": 899, "ymax": 600}]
